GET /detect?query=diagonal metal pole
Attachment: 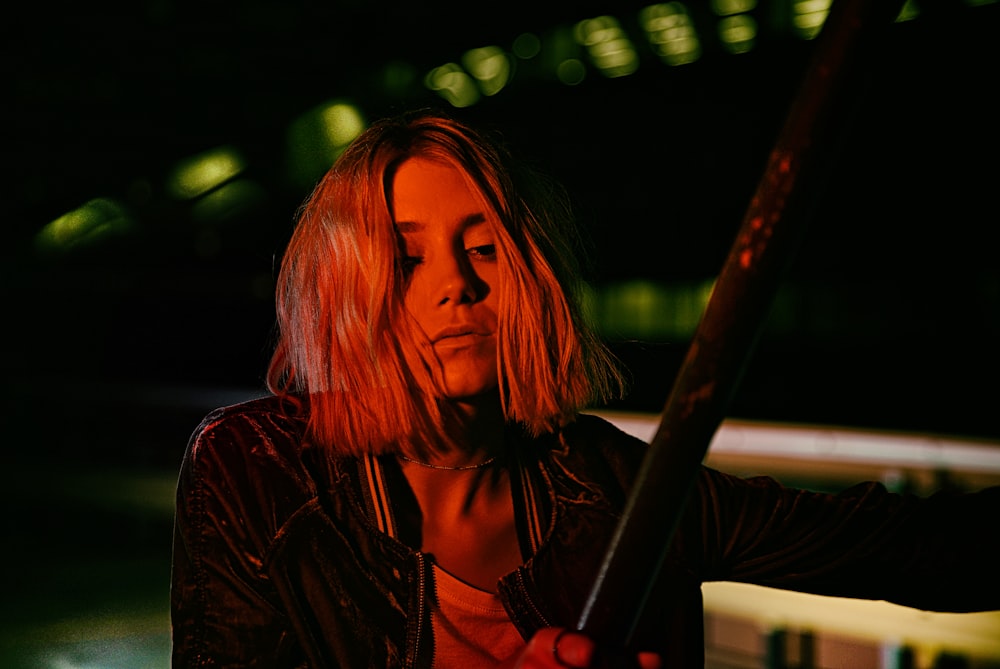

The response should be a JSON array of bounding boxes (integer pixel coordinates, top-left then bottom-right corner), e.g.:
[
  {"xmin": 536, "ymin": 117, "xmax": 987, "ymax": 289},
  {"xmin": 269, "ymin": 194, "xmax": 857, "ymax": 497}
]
[{"xmin": 575, "ymin": 0, "xmax": 908, "ymax": 654}]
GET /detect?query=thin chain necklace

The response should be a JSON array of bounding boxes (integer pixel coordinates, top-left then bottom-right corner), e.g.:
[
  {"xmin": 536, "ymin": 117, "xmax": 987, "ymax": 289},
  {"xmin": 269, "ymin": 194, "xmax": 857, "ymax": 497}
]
[{"xmin": 397, "ymin": 453, "xmax": 500, "ymax": 471}]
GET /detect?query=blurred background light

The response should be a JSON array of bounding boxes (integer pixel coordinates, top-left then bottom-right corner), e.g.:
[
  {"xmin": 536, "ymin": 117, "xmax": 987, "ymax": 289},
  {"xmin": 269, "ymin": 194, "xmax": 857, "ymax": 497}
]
[
  {"xmin": 575, "ymin": 15, "xmax": 640, "ymax": 78},
  {"xmin": 556, "ymin": 58, "xmax": 587, "ymax": 85},
  {"xmin": 189, "ymin": 179, "xmax": 267, "ymax": 226},
  {"xmin": 34, "ymin": 198, "xmax": 134, "ymax": 256},
  {"xmin": 378, "ymin": 60, "xmax": 421, "ymax": 98},
  {"xmin": 167, "ymin": 146, "xmax": 245, "ymax": 201},
  {"xmin": 320, "ymin": 102, "xmax": 368, "ymax": 148},
  {"xmin": 512, "ymin": 32, "xmax": 542, "ymax": 59},
  {"xmin": 639, "ymin": 3, "xmax": 703, "ymax": 66},
  {"xmin": 897, "ymin": 0, "xmax": 920, "ymax": 21},
  {"xmin": 717, "ymin": 14, "xmax": 758, "ymax": 54},
  {"xmin": 461, "ymin": 45, "xmax": 512, "ymax": 96},
  {"xmin": 425, "ymin": 62, "xmax": 481, "ymax": 107},
  {"xmin": 165, "ymin": 145, "xmax": 267, "ymax": 234},
  {"xmin": 712, "ymin": 0, "xmax": 756, "ymax": 14},
  {"xmin": 536, "ymin": 25, "xmax": 588, "ymax": 83},
  {"xmin": 285, "ymin": 100, "xmax": 367, "ymax": 191},
  {"xmin": 792, "ymin": 0, "xmax": 832, "ymax": 39},
  {"xmin": 594, "ymin": 279, "xmax": 716, "ymax": 340}
]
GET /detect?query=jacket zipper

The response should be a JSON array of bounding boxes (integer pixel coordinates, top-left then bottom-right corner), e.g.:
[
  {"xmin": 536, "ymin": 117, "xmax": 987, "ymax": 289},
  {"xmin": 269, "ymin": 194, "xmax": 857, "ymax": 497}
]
[
  {"xmin": 408, "ymin": 552, "xmax": 430, "ymax": 669},
  {"xmin": 514, "ymin": 567, "xmax": 553, "ymax": 629}
]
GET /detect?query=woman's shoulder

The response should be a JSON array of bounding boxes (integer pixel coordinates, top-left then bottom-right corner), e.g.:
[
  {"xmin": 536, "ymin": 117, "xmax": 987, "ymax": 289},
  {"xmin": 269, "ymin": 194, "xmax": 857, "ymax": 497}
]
[
  {"xmin": 546, "ymin": 411, "xmax": 652, "ymax": 483},
  {"xmin": 177, "ymin": 394, "xmax": 329, "ymax": 515},
  {"xmin": 197, "ymin": 392, "xmax": 307, "ymax": 429},
  {"xmin": 562, "ymin": 412, "xmax": 650, "ymax": 453},
  {"xmin": 185, "ymin": 393, "xmax": 311, "ymax": 467}
]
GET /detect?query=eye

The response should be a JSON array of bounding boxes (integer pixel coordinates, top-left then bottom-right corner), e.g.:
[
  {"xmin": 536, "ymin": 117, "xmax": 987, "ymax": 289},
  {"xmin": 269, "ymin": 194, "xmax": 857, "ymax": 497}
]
[
  {"xmin": 467, "ymin": 244, "xmax": 497, "ymax": 260},
  {"xmin": 399, "ymin": 255, "xmax": 423, "ymax": 274}
]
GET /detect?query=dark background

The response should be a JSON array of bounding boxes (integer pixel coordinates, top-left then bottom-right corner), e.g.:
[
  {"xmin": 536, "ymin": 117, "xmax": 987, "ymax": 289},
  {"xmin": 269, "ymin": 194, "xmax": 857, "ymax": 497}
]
[{"xmin": 4, "ymin": 0, "xmax": 998, "ymax": 469}]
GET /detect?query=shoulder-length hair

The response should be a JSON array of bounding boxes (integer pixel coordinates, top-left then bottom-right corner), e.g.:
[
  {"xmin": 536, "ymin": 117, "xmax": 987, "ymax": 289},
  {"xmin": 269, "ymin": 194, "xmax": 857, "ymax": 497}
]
[{"xmin": 267, "ymin": 108, "xmax": 625, "ymax": 457}]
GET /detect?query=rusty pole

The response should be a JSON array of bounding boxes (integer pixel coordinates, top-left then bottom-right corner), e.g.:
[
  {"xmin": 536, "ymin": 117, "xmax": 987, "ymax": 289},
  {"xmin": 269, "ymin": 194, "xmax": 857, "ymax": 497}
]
[{"xmin": 575, "ymin": 0, "xmax": 908, "ymax": 654}]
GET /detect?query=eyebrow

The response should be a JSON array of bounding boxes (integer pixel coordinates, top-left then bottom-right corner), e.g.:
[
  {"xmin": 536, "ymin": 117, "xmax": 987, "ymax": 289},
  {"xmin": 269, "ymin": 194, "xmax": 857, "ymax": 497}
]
[{"xmin": 395, "ymin": 213, "xmax": 487, "ymax": 234}]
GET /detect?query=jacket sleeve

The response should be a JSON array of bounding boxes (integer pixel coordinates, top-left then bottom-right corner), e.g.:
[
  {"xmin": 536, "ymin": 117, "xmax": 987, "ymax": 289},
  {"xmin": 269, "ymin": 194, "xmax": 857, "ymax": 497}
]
[
  {"xmin": 688, "ymin": 466, "xmax": 1000, "ymax": 612},
  {"xmin": 170, "ymin": 406, "xmax": 310, "ymax": 668}
]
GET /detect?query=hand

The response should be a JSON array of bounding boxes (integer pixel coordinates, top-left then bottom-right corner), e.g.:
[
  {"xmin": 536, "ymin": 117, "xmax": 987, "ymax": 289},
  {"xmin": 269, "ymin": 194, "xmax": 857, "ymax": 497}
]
[{"xmin": 505, "ymin": 627, "xmax": 663, "ymax": 669}]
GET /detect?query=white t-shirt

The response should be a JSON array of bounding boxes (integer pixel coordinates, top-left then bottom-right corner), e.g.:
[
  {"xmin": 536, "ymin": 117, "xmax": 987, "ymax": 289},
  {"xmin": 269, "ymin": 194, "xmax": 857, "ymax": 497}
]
[{"xmin": 430, "ymin": 564, "xmax": 525, "ymax": 667}]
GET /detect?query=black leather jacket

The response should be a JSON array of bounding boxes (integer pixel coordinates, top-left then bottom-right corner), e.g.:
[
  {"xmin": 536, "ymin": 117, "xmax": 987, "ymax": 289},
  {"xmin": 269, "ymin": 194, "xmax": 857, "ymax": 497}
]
[{"xmin": 170, "ymin": 395, "xmax": 1000, "ymax": 668}]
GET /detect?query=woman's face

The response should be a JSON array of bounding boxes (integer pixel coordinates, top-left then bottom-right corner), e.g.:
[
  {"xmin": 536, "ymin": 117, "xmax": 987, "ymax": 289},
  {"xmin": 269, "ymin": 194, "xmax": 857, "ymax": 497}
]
[{"xmin": 390, "ymin": 156, "xmax": 501, "ymax": 400}]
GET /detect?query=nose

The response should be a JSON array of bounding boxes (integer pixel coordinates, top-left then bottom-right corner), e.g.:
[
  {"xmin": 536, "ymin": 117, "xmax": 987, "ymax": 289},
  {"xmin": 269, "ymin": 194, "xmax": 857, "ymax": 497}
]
[{"xmin": 433, "ymin": 250, "xmax": 482, "ymax": 306}]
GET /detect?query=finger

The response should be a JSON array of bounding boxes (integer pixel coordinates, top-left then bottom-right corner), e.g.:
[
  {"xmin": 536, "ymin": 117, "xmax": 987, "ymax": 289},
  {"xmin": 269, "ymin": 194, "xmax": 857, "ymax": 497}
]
[
  {"xmin": 527, "ymin": 627, "xmax": 596, "ymax": 668},
  {"xmin": 637, "ymin": 651, "xmax": 664, "ymax": 669}
]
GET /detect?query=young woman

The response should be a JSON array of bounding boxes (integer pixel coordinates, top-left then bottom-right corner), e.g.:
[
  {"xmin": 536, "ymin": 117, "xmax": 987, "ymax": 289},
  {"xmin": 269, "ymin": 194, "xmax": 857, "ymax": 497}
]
[{"xmin": 170, "ymin": 109, "xmax": 1000, "ymax": 668}]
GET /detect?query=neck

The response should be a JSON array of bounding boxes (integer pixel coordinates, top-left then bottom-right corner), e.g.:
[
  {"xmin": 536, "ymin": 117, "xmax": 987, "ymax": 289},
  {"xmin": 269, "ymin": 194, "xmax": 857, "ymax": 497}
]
[
  {"xmin": 448, "ymin": 392, "xmax": 504, "ymax": 441},
  {"xmin": 404, "ymin": 391, "xmax": 506, "ymax": 469}
]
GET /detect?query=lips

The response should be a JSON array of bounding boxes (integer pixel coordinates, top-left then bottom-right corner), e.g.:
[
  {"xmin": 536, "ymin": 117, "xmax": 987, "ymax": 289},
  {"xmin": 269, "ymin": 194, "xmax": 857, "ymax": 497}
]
[{"xmin": 431, "ymin": 324, "xmax": 491, "ymax": 344}]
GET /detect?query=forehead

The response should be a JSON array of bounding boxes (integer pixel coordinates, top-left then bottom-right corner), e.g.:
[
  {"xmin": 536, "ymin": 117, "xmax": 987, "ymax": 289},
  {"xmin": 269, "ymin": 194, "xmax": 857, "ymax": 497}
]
[{"xmin": 390, "ymin": 157, "xmax": 489, "ymax": 230}]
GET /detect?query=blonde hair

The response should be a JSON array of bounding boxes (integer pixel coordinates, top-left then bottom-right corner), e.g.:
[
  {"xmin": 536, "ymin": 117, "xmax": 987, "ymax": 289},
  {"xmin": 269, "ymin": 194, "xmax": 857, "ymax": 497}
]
[{"xmin": 267, "ymin": 109, "xmax": 625, "ymax": 457}]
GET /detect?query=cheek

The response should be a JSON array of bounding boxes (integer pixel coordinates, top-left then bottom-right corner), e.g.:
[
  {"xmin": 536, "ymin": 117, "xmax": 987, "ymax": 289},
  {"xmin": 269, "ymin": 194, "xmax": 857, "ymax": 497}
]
[
  {"xmin": 401, "ymin": 276, "xmax": 433, "ymax": 324},
  {"xmin": 480, "ymin": 264, "xmax": 501, "ymax": 303}
]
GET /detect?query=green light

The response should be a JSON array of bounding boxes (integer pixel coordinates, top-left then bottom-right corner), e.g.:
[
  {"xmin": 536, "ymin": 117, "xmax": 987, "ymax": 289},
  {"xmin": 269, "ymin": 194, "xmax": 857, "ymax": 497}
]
[
  {"xmin": 321, "ymin": 103, "xmax": 366, "ymax": 148},
  {"xmin": 640, "ymin": 3, "xmax": 703, "ymax": 66},
  {"xmin": 512, "ymin": 32, "xmax": 542, "ymax": 59},
  {"xmin": 574, "ymin": 16, "xmax": 640, "ymax": 78},
  {"xmin": 718, "ymin": 14, "xmax": 758, "ymax": 54},
  {"xmin": 167, "ymin": 146, "xmax": 245, "ymax": 200},
  {"xmin": 792, "ymin": 0, "xmax": 831, "ymax": 39},
  {"xmin": 286, "ymin": 99, "xmax": 367, "ymax": 191},
  {"xmin": 462, "ymin": 46, "xmax": 512, "ymax": 96},
  {"xmin": 380, "ymin": 60, "xmax": 419, "ymax": 97},
  {"xmin": 594, "ymin": 279, "xmax": 716, "ymax": 340},
  {"xmin": 424, "ymin": 63, "xmax": 481, "ymax": 107},
  {"xmin": 35, "ymin": 197, "xmax": 133, "ymax": 254},
  {"xmin": 711, "ymin": 0, "xmax": 757, "ymax": 15},
  {"xmin": 556, "ymin": 58, "xmax": 586, "ymax": 85}
]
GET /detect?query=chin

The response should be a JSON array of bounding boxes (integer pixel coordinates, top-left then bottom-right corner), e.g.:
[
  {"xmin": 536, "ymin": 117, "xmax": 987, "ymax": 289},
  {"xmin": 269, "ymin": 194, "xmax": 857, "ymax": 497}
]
[
  {"xmin": 435, "ymin": 354, "xmax": 499, "ymax": 400},
  {"xmin": 440, "ymin": 378, "xmax": 501, "ymax": 403}
]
